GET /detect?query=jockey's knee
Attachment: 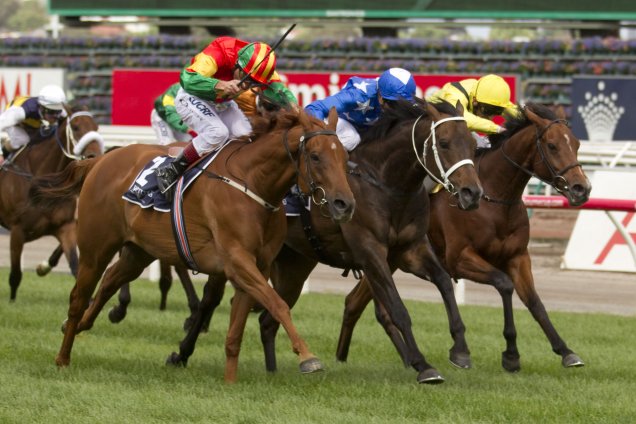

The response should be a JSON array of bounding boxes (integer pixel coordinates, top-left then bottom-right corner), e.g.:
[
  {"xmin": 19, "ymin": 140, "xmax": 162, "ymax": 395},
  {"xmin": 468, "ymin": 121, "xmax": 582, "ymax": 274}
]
[{"xmin": 193, "ymin": 126, "xmax": 229, "ymax": 154}]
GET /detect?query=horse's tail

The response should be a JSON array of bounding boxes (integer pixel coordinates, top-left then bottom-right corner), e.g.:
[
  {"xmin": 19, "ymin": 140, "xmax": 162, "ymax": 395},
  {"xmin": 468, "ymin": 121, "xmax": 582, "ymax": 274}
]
[{"xmin": 29, "ymin": 158, "xmax": 100, "ymax": 207}]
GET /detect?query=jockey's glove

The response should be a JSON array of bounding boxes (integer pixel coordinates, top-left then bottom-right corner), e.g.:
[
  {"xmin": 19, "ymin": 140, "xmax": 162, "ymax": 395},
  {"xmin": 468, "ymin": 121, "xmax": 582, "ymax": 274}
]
[{"xmin": 0, "ymin": 131, "xmax": 9, "ymax": 143}]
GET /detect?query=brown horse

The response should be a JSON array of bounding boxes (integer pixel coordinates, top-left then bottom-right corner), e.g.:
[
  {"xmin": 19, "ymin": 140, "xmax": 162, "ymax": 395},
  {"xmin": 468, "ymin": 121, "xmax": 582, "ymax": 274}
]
[
  {"xmin": 166, "ymin": 99, "xmax": 484, "ymax": 384},
  {"xmin": 0, "ymin": 105, "xmax": 103, "ymax": 301},
  {"xmin": 337, "ymin": 103, "xmax": 591, "ymax": 372},
  {"xmin": 33, "ymin": 108, "xmax": 355, "ymax": 382}
]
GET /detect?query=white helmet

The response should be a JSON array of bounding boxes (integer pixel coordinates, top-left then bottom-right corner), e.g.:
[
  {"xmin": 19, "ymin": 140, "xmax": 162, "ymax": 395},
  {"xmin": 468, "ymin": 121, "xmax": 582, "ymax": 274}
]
[{"xmin": 38, "ymin": 85, "xmax": 66, "ymax": 111}]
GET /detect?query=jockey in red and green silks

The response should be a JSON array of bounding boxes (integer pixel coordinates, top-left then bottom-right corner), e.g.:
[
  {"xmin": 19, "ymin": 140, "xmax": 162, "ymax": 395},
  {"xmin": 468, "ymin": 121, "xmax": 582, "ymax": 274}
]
[{"xmin": 154, "ymin": 36, "xmax": 297, "ymax": 196}]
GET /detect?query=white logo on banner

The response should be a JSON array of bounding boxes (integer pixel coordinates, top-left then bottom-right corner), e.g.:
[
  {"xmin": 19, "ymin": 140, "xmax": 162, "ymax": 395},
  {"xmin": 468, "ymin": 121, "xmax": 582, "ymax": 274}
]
[{"xmin": 577, "ymin": 81, "xmax": 625, "ymax": 142}]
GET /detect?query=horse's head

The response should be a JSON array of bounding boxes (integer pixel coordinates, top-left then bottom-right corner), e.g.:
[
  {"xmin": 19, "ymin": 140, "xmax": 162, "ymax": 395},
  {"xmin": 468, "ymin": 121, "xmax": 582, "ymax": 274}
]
[
  {"xmin": 63, "ymin": 104, "xmax": 105, "ymax": 159},
  {"xmin": 294, "ymin": 107, "xmax": 355, "ymax": 223},
  {"xmin": 517, "ymin": 104, "xmax": 591, "ymax": 206},
  {"xmin": 422, "ymin": 100, "xmax": 483, "ymax": 210}
]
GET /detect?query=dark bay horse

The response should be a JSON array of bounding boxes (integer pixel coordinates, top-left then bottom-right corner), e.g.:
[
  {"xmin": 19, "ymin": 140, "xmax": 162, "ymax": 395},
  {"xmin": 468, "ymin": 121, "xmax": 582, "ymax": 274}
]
[
  {"xmin": 0, "ymin": 106, "xmax": 103, "ymax": 301},
  {"xmin": 167, "ymin": 99, "xmax": 483, "ymax": 384},
  {"xmin": 34, "ymin": 109, "xmax": 355, "ymax": 382},
  {"xmin": 337, "ymin": 103, "xmax": 591, "ymax": 372}
]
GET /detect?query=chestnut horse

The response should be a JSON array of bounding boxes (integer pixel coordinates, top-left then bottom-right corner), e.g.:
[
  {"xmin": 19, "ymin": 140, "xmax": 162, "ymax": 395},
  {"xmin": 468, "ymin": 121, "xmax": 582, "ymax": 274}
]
[
  {"xmin": 337, "ymin": 103, "xmax": 591, "ymax": 372},
  {"xmin": 166, "ymin": 99, "xmax": 484, "ymax": 384},
  {"xmin": 0, "ymin": 105, "xmax": 103, "ymax": 301},
  {"xmin": 33, "ymin": 109, "xmax": 355, "ymax": 382}
]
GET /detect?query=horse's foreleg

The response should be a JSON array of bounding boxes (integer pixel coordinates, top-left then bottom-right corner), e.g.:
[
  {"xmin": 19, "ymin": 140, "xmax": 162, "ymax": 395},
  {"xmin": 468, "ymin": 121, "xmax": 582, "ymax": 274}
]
[
  {"xmin": 398, "ymin": 239, "xmax": 471, "ymax": 369},
  {"xmin": 57, "ymin": 255, "xmax": 113, "ymax": 367},
  {"xmin": 261, "ymin": 244, "xmax": 317, "ymax": 372},
  {"xmin": 226, "ymin": 252, "xmax": 322, "ymax": 377},
  {"xmin": 108, "ymin": 282, "xmax": 131, "ymax": 323},
  {"xmin": 158, "ymin": 261, "xmax": 172, "ymax": 310},
  {"xmin": 224, "ymin": 288, "xmax": 254, "ymax": 383},
  {"xmin": 36, "ymin": 244, "xmax": 64, "ymax": 277},
  {"xmin": 166, "ymin": 273, "xmax": 226, "ymax": 367},
  {"xmin": 78, "ymin": 244, "xmax": 153, "ymax": 333},
  {"xmin": 8, "ymin": 227, "xmax": 25, "ymax": 301},
  {"xmin": 508, "ymin": 253, "xmax": 584, "ymax": 368},
  {"xmin": 456, "ymin": 251, "xmax": 519, "ymax": 372},
  {"xmin": 353, "ymin": 243, "xmax": 443, "ymax": 384}
]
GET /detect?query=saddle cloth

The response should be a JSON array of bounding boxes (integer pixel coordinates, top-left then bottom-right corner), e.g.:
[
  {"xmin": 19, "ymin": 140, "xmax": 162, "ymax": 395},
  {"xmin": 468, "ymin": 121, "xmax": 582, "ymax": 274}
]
[{"xmin": 122, "ymin": 148, "xmax": 220, "ymax": 212}]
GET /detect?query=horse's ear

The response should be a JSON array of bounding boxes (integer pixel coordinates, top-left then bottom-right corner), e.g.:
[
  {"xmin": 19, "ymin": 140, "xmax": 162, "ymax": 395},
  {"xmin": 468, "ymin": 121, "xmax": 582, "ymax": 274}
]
[
  {"xmin": 327, "ymin": 107, "xmax": 338, "ymax": 131},
  {"xmin": 524, "ymin": 107, "xmax": 545, "ymax": 127},
  {"xmin": 298, "ymin": 108, "xmax": 311, "ymax": 130},
  {"xmin": 455, "ymin": 100, "xmax": 464, "ymax": 116},
  {"xmin": 554, "ymin": 105, "xmax": 567, "ymax": 120}
]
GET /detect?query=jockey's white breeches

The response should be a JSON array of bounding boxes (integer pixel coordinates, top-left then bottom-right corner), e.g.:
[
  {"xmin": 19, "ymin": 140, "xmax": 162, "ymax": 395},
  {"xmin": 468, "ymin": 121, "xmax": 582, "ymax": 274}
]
[{"xmin": 175, "ymin": 88, "xmax": 251, "ymax": 156}]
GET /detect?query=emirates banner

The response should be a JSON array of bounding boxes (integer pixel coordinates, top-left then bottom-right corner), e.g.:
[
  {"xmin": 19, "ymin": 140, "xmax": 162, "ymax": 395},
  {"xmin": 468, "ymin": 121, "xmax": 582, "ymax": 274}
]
[{"xmin": 111, "ymin": 69, "xmax": 517, "ymax": 126}]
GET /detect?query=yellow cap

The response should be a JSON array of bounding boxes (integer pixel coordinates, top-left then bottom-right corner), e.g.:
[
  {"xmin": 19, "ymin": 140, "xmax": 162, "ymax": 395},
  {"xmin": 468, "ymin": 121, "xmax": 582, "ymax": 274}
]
[{"xmin": 474, "ymin": 75, "xmax": 514, "ymax": 108}]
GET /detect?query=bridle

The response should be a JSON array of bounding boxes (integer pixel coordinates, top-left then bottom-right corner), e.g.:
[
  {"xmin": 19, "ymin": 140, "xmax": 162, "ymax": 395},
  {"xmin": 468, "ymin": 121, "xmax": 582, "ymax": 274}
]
[
  {"xmin": 55, "ymin": 111, "xmax": 104, "ymax": 160},
  {"xmin": 501, "ymin": 118, "xmax": 582, "ymax": 195},
  {"xmin": 284, "ymin": 128, "xmax": 338, "ymax": 209},
  {"xmin": 412, "ymin": 114, "xmax": 474, "ymax": 195}
]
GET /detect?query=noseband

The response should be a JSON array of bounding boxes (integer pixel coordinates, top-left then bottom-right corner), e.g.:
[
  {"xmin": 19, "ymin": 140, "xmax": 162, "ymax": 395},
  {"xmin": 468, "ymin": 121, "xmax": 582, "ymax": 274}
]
[
  {"xmin": 502, "ymin": 118, "xmax": 582, "ymax": 195},
  {"xmin": 284, "ymin": 129, "xmax": 338, "ymax": 207},
  {"xmin": 412, "ymin": 115, "xmax": 474, "ymax": 195}
]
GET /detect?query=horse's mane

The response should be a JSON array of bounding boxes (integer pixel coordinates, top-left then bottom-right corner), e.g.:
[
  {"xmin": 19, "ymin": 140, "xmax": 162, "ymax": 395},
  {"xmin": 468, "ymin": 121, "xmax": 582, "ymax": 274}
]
[
  {"xmin": 236, "ymin": 109, "xmax": 304, "ymax": 143},
  {"xmin": 361, "ymin": 98, "xmax": 458, "ymax": 144},
  {"xmin": 488, "ymin": 103, "xmax": 558, "ymax": 150}
]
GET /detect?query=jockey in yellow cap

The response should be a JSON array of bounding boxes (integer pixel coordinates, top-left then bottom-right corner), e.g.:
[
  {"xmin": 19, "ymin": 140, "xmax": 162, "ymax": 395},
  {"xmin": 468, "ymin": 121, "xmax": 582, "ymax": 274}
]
[{"xmin": 427, "ymin": 74, "xmax": 519, "ymax": 148}]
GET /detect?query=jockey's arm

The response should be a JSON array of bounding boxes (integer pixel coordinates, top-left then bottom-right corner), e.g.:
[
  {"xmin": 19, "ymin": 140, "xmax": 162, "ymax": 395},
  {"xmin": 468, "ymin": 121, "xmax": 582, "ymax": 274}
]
[
  {"xmin": 0, "ymin": 106, "xmax": 26, "ymax": 131},
  {"xmin": 464, "ymin": 111, "xmax": 502, "ymax": 135},
  {"xmin": 305, "ymin": 90, "xmax": 357, "ymax": 121}
]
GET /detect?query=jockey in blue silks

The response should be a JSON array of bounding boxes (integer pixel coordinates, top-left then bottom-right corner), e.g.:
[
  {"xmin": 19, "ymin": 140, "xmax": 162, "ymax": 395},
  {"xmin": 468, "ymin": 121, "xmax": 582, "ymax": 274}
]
[{"xmin": 305, "ymin": 67, "xmax": 417, "ymax": 151}]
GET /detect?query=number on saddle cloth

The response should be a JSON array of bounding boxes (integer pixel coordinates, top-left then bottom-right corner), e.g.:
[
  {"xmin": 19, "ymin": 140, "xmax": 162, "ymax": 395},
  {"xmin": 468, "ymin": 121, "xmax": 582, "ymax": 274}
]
[{"xmin": 122, "ymin": 152, "xmax": 217, "ymax": 212}]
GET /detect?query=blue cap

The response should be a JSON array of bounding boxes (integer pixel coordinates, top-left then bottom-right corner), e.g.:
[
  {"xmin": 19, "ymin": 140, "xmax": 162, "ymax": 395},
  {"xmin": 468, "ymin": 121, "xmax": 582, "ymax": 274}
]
[{"xmin": 377, "ymin": 68, "xmax": 416, "ymax": 101}]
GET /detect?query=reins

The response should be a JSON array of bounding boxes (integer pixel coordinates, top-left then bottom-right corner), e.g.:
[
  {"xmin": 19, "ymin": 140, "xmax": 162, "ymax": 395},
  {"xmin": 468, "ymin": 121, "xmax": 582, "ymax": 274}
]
[
  {"xmin": 205, "ymin": 126, "xmax": 338, "ymax": 212},
  {"xmin": 56, "ymin": 111, "xmax": 104, "ymax": 160}
]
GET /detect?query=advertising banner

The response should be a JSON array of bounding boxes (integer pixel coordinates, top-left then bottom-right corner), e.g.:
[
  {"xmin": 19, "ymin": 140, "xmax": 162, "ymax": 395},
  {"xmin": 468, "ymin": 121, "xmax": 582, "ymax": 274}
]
[
  {"xmin": 112, "ymin": 69, "xmax": 517, "ymax": 126},
  {"xmin": 570, "ymin": 76, "xmax": 636, "ymax": 142},
  {"xmin": 0, "ymin": 68, "xmax": 65, "ymax": 111},
  {"xmin": 563, "ymin": 170, "xmax": 636, "ymax": 272}
]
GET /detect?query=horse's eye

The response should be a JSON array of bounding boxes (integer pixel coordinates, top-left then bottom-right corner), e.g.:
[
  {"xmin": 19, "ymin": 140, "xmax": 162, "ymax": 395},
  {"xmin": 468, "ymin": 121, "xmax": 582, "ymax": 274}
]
[
  {"xmin": 547, "ymin": 143, "xmax": 557, "ymax": 151},
  {"xmin": 310, "ymin": 152, "xmax": 320, "ymax": 162},
  {"xmin": 439, "ymin": 140, "xmax": 450, "ymax": 149}
]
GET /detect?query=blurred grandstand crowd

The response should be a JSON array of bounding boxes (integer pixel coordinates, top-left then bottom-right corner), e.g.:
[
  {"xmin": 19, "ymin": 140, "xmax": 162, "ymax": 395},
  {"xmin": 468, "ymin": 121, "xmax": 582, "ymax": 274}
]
[{"xmin": 2, "ymin": 34, "xmax": 635, "ymax": 124}]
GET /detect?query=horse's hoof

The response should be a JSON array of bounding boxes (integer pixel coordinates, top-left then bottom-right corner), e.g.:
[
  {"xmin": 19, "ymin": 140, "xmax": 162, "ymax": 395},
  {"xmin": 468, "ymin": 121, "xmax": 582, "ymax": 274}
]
[
  {"xmin": 299, "ymin": 357, "xmax": 324, "ymax": 374},
  {"xmin": 108, "ymin": 307, "xmax": 126, "ymax": 324},
  {"xmin": 417, "ymin": 368, "xmax": 445, "ymax": 384},
  {"xmin": 502, "ymin": 351, "xmax": 521, "ymax": 373},
  {"xmin": 36, "ymin": 261, "xmax": 52, "ymax": 276},
  {"xmin": 449, "ymin": 352, "xmax": 472, "ymax": 369},
  {"xmin": 562, "ymin": 353, "xmax": 585, "ymax": 368},
  {"xmin": 165, "ymin": 352, "xmax": 187, "ymax": 367}
]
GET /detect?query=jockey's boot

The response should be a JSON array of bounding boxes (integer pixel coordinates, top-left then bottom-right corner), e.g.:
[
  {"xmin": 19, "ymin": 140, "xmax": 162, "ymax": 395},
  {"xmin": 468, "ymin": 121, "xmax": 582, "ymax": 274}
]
[{"xmin": 155, "ymin": 151, "xmax": 190, "ymax": 200}]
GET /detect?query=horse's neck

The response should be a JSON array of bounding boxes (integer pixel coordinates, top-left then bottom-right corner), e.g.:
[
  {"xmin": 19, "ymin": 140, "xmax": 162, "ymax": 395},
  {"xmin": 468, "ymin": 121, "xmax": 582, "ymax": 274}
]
[
  {"xmin": 352, "ymin": 126, "xmax": 427, "ymax": 192},
  {"xmin": 481, "ymin": 127, "xmax": 537, "ymax": 201},
  {"xmin": 24, "ymin": 134, "xmax": 70, "ymax": 175},
  {"xmin": 227, "ymin": 131, "xmax": 299, "ymax": 203}
]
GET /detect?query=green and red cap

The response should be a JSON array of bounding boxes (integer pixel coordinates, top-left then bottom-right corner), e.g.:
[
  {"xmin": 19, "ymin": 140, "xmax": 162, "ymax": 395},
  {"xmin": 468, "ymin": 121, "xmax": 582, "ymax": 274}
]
[{"xmin": 236, "ymin": 42, "xmax": 277, "ymax": 85}]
